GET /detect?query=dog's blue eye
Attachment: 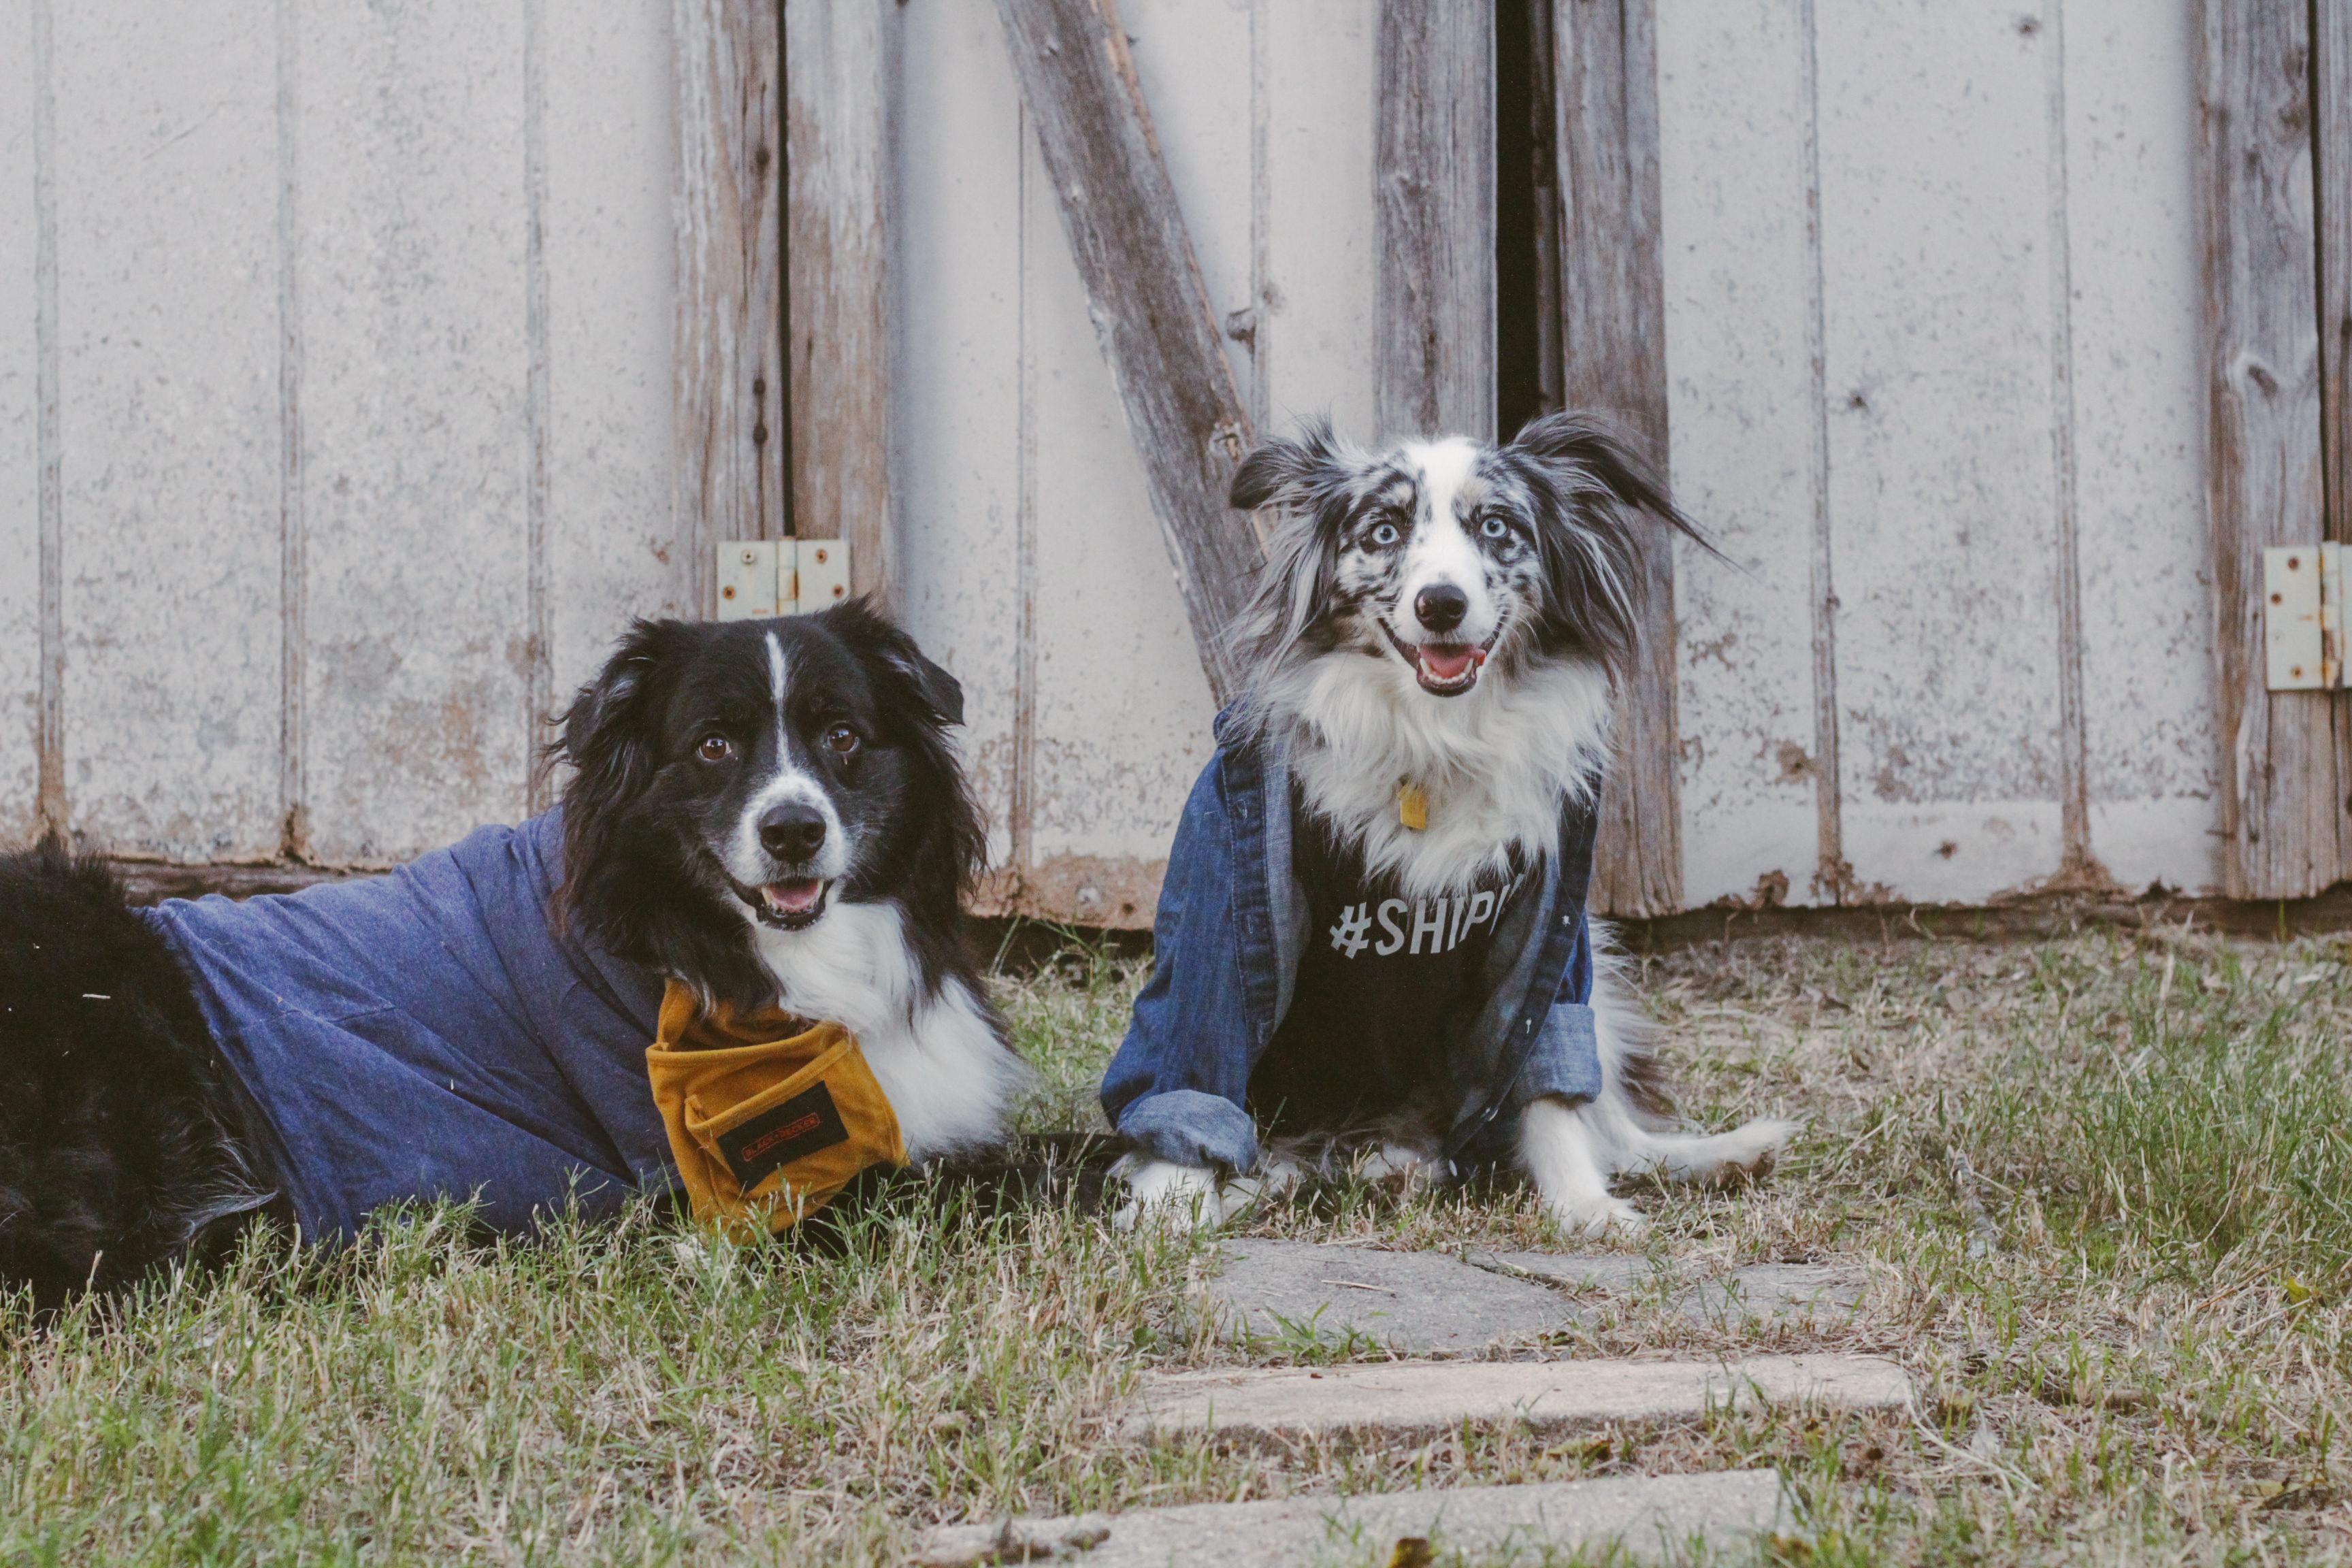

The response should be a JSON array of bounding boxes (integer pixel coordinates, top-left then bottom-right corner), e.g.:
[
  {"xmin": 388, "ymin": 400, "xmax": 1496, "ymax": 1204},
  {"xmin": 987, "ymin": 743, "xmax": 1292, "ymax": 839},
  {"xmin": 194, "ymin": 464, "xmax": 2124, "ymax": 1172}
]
[
  {"xmin": 1480, "ymin": 515, "xmax": 1509, "ymax": 540},
  {"xmin": 1369, "ymin": 522, "xmax": 1401, "ymax": 547}
]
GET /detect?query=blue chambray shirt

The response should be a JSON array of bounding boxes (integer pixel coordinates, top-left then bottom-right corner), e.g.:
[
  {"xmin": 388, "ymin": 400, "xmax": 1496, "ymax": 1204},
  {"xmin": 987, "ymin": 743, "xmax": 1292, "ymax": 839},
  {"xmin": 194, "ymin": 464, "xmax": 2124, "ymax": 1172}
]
[
  {"xmin": 138, "ymin": 810, "xmax": 675, "ymax": 1241},
  {"xmin": 1100, "ymin": 709, "xmax": 1603, "ymax": 1176}
]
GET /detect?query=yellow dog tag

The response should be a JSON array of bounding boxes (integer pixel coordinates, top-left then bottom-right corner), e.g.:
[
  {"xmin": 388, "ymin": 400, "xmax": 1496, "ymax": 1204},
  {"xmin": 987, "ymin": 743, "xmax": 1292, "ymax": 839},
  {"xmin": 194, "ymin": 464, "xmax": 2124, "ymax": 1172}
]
[
  {"xmin": 1398, "ymin": 782, "xmax": 1429, "ymax": 832},
  {"xmin": 644, "ymin": 981, "xmax": 906, "ymax": 1239}
]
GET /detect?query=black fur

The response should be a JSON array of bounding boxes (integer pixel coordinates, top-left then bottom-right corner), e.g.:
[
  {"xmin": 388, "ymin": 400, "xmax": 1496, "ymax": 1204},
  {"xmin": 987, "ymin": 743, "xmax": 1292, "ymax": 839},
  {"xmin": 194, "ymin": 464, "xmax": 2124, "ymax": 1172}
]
[{"xmin": 0, "ymin": 840, "xmax": 267, "ymax": 1312}]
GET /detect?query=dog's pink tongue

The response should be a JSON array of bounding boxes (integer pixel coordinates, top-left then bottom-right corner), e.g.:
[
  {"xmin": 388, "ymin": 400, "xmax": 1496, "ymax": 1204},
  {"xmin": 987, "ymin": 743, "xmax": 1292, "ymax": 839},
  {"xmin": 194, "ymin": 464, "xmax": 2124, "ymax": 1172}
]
[
  {"xmin": 762, "ymin": 879, "xmax": 823, "ymax": 913},
  {"xmin": 1419, "ymin": 644, "xmax": 1476, "ymax": 681}
]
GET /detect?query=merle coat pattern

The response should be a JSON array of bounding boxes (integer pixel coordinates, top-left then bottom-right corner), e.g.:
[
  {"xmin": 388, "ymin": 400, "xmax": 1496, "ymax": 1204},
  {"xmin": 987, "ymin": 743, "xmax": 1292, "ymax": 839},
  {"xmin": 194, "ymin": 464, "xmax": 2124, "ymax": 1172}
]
[{"xmin": 1117, "ymin": 412, "xmax": 1800, "ymax": 1235}]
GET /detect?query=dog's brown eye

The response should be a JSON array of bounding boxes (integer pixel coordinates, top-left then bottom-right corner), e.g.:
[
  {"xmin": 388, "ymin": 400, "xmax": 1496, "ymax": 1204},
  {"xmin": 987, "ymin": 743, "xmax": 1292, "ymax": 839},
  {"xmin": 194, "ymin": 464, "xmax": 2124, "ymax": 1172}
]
[
  {"xmin": 824, "ymin": 723, "xmax": 860, "ymax": 756},
  {"xmin": 696, "ymin": 734, "xmax": 734, "ymax": 762}
]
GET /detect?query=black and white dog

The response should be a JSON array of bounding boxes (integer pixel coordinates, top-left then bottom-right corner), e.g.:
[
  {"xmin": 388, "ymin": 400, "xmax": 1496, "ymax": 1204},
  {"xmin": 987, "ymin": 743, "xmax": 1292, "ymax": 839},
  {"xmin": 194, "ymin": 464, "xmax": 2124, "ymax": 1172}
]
[
  {"xmin": 1120, "ymin": 414, "xmax": 1796, "ymax": 1235},
  {"xmin": 0, "ymin": 602, "xmax": 1026, "ymax": 1307},
  {"xmin": 559, "ymin": 605, "xmax": 1026, "ymax": 1141}
]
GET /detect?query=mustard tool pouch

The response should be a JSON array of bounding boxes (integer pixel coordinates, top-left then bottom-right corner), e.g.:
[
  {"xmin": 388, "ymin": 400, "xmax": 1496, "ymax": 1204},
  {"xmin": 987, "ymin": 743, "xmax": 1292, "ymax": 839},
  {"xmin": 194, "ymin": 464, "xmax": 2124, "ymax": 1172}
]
[{"xmin": 644, "ymin": 981, "xmax": 906, "ymax": 1239}]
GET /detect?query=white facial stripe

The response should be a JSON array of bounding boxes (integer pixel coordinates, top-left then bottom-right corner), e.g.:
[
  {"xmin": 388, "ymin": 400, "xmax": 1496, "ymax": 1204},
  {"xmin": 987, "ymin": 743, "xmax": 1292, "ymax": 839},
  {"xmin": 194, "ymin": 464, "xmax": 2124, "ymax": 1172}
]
[
  {"xmin": 1394, "ymin": 438, "xmax": 1501, "ymax": 643},
  {"xmin": 723, "ymin": 632, "xmax": 853, "ymax": 885}
]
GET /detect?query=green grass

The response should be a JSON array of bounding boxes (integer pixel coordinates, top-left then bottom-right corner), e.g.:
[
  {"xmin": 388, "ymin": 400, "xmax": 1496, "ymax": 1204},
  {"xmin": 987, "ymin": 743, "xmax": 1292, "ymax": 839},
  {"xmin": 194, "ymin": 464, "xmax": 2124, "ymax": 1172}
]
[{"xmin": 9, "ymin": 928, "xmax": 2352, "ymax": 1562}]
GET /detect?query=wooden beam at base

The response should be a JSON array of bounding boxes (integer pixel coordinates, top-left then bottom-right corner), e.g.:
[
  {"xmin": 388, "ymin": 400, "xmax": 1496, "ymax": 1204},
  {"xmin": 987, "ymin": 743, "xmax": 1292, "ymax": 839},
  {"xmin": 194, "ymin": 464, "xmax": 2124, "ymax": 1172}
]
[
  {"xmin": 785, "ymin": 0, "xmax": 894, "ymax": 605},
  {"xmin": 1375, "ymin": 0, "xmax": 1497, "ymax": 441},
  {"xmin": 674, "ymin": 0, "xmax": 785, "ymax": 612},
  {"xmin": 991, "ymin": 0, "xmax": 1261, "ymax": 706},
  {"xmin": 2198, "ymin": 0, "xmax": 2338, "ymax": 898},
  {"xmin": 1553, "ymin": 0, "xmax": 1682, "ymax": 918}
]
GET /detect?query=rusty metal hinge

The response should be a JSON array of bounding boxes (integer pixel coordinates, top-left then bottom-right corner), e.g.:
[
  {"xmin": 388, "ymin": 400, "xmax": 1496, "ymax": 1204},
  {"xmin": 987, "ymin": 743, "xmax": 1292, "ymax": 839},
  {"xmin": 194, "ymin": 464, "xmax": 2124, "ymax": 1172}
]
[
  {"xmin": 2265, "ymin": 544, "xmax": 2345, "ymax": 690},
  {"xmin": 714, "ymin": 539, "xmax": 852, "ymax": 621}
]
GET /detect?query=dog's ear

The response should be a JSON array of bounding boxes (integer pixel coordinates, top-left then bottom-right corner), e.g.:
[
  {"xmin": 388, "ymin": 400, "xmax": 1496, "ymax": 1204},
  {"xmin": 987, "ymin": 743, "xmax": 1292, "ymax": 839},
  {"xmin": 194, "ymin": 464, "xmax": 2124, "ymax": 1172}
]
[
  {"xmin": 1230, "ymin": 419, "xmax": 1352, "ymax": 514},
  {"xmin": 555, "ymin": 619, "xmax": 686, "ymax": 915},
  {"xmin": 557, "ymin": 619, "xmax": 679, "ymax": 793},
  {"xmin": 828, "ymin": 598, "xmax": 964, "ymax": 728},
  {"xmin": 1508, "ymin": 411, "xmax": 1714, "ymax": 554}
]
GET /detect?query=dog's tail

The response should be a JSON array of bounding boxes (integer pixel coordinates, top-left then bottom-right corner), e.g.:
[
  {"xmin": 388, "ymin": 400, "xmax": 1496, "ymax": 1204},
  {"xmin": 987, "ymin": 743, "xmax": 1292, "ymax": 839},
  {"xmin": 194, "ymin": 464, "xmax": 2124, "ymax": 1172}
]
[
  {"xmin": 0, "ymin": 839, "xmax": 275, "ymax": 1313},
  {"xmin": 1583, "ymin": 926, "xmax": 1802, "ymax": 1186}
]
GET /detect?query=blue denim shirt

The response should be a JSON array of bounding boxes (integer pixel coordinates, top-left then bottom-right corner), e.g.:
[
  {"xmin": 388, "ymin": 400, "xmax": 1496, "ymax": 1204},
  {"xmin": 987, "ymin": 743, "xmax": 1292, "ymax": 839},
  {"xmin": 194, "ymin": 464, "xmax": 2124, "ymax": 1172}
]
[
  {"xmin": 140, "ymin": 810, "xmax": 674, "ymax": 1241},
  {"xmin": 1100, "ymin": 710, "xmax": 1603, "ymax": 1176}
]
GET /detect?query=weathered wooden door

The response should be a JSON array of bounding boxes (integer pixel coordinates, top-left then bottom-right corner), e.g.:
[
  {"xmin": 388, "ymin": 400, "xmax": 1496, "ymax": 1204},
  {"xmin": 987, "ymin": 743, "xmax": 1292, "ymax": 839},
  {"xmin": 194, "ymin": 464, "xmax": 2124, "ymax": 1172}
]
[{"xmin": 2202, "ymin": 0, "xmax": 2352, "ymax": 898}]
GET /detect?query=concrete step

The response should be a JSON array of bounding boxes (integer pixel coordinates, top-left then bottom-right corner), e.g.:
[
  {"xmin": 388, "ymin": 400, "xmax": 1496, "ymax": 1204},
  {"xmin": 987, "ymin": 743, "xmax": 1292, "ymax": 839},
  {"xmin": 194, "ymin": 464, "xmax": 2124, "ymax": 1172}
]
[
  {"xmin": 1128, "ymin": 1352, "xmax": 1911, "ymax": 1439},
  {"xmin": 1472, "ymin": 1250, "xmax": 1865, "ymax": 1328},
  {"xmin": 1205, "ymin": 1240, "xmax": 1571, "ymax": 1353},
  {"xmin": 1200, "ymin": 1240, "xmax": 1866, "ymax": 1354},
  {"xmin": 913, "ymin": 1469, "xmax": 1786, "ymax": 1567}
]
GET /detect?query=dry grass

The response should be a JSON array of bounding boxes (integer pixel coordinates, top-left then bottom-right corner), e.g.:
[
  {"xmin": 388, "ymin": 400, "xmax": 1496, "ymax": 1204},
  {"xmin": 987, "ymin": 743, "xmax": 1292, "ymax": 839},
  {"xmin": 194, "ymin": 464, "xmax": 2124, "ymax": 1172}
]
[{"xmin": 7, "ymin": 927, "xmax": 2352, "ymax": 1563}]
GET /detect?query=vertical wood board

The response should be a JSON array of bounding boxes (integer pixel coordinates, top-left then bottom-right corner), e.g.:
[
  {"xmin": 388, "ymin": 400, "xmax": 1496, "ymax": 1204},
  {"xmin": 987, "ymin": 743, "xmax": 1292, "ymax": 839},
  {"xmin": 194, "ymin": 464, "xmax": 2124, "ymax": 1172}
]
[
  {"xmin": 296, "ymin": 0, "xmax": 531, "ymax": 863},
  {"xmin": 0, "ymin": 0, "xmax": 42, "ymax": 846},
  {"xmin": 991, "ymin": 0, "xmax": 1262, "ymax": 708},
  {"xmin": 2197, "ymin": 0, "xmax": 2333, "ymax": 898},
  {"xmin": 786, "ymin": 0, "xmax": 894, "ymax": 600},
  {"xmin": 676, "ymin": 0, "xmax": 783, "ymax": 598},
  {"xmin": 891, "ymin": 0, "xmax": 1024, "ymax": 870},
  {"xmin": 1554, "ymin": 0, "xmax": 1682, "ymax": 917},
  {"xmin": 1654, "ymin": 0, "xmax": 1825, "ymax": 908},
  {"xmin": 52, "ymin": 0, "xmax": 283, "ymax": 860},
  {"xmin": 1814, "ymin": 0, "xmax": 2068, "ymax": 902},
  {"xmin": 2065, "ymin": 0, "xmax": 2218, "ymax": 894},
  {"xmin": 2319, "ymin": 0, "xmax": 2351, "ymax": 548},
  {"xmin": 1375, "ymin": 0, "xmax": 1495, "ymax": 441},
  {"xmin": 544, "ymin": 0, "xmax": 691, "ymax": 734},
  {"xmin": 1261, "ymin": 0, "xmax": 1379, "ymax": 439},
  {"xmin": 1019, "ymin": 2, "xmax": 1234, "ymax": 906}
]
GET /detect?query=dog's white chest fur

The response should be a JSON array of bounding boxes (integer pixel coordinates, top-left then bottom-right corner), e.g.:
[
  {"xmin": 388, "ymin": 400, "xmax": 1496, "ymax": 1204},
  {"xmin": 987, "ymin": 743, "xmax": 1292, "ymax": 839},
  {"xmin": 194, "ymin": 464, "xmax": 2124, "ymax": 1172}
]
[
  {"xmin": 749, "ymin": 900, "xmax": 1028, "ymax": 1163},
  {"xmin": 1272, "ymin": 653, "xmax": 1613, "ymax": 896}
]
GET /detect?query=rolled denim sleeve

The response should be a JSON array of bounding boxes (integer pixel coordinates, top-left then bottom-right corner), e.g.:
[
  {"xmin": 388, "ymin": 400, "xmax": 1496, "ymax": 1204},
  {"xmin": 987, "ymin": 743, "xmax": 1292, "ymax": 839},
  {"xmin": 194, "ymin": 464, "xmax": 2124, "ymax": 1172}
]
[
  {"xmin": 1099, "ymin": 755, "xmax": 1264, "ymax": 1173},
  {"xmin": 1509, "ymin": 1000, "xmax": 1603, "ymax": 1109}
]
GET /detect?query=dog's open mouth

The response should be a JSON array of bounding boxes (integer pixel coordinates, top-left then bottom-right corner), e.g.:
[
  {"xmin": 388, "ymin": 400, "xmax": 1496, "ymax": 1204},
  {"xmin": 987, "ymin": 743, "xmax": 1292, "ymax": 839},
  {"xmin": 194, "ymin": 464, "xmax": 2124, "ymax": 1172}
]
[
  {"xmin": 1382, "ymin": 625, "xmax": 1499, "ymax": 697},
  {"xmin": 734, "ymin": 876, "xmax": 830, "ymax": 930}
]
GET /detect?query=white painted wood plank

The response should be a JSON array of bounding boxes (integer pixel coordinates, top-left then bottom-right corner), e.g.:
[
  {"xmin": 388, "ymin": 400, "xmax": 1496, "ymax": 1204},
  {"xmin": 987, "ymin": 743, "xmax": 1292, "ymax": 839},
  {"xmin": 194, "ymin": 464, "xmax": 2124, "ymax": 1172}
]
[
  {"xmin": 1656, "ymin": 0, "xmax": 1825, "ymax": 909},
  {"xmin": 52, "ymin": 0, "xmax": 282, "ymax": 860},
  {"xmin": 297, "ymin": 0, "xmax": 530, "ymax": 864},
  {"xmin": 1261, "ymin": 0, "xmax": 1379, "ymax": 438},
  {"xmin": 1814, "ymin": 1, "xmax": 2066, "ymax": 903},
  {"xmin": 1015, "ymin": 3, "xmax": 1243, "ymax": 877},
  {"xmin": 0, "ymin": 0, "xmax": 42, "ymax": 845},
  {"xmin": 2063, "ymin": 0, "xmax": 2218, "ymax": 895},
  {"xmin": 1022, "ymin": 116, "xmax": 1217, "ymax": 872},
  {"xmin": 892, "ymin": 0, "xmax": 1024, "ymax": 869},
  {"xmin": 1121, "ymin": 0, "xmax": 1256, "ymax": 410},
  {"xmin": 544, "ymin": 0, "xmax": 687, "ymax": 719}
]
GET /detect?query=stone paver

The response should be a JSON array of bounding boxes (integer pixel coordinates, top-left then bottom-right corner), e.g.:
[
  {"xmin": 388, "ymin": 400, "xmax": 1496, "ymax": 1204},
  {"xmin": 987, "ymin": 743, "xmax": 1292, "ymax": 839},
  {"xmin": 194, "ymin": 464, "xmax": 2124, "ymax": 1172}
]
[
  {"xmin": 1473, "ymin": 1252, "xmax": 1865, "ymax": 1327},
  {"xmin": 1205, "ymin": 1240, "xmax": 1580, "ymax": 1352},
  {"xmin": 1127, "ymin": 1352, "xmax": 1911, "ymax": 1439},
  {"xmin": 913, "ymin": 1469, "xmax": 1786, "ymax": 1567}
]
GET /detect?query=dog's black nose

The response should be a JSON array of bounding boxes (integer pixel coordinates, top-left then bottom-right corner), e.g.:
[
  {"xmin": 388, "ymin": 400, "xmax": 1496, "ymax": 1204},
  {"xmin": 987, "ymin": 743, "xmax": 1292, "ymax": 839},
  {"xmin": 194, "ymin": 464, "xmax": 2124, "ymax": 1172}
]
[
  {"xmin": 1414, "ymin": 583, "xmax": 1469, "ymax": 634},
  {"xmin": 759, "ymin": 803, "xmax": 828, "ymax": 861}
]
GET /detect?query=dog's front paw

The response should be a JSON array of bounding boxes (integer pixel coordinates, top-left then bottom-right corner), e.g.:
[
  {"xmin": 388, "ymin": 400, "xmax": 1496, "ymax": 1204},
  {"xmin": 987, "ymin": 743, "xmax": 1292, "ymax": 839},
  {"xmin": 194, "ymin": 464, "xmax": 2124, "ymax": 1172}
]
[
  {"xmin": 1547, "ymin": 1192, "xmax": 1650, "ymax": 1239},
  {"xmin": 1110, "ymin": 1157, "xmax": 1228, "ymax": 1232}
]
